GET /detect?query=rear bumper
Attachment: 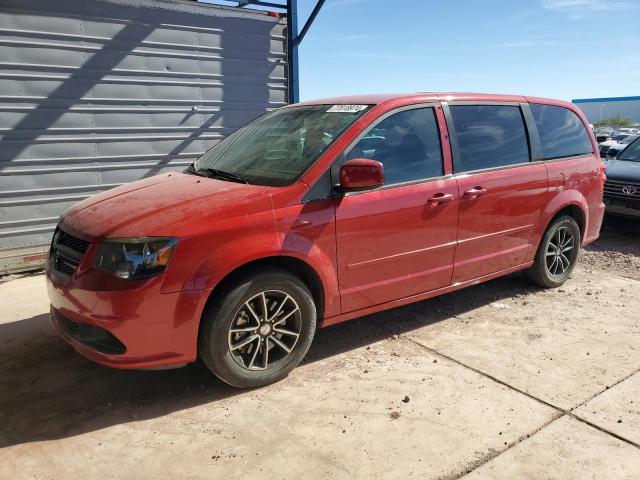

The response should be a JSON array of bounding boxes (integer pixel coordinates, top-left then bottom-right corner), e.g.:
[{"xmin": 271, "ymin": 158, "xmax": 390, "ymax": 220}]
[
  {"xmin": 47, "ymin": 271, "xmax": 207, "ymax": 369},
  {"xmin": 584, "ymin": 201, "xmax": 606, "ymax": 246}
]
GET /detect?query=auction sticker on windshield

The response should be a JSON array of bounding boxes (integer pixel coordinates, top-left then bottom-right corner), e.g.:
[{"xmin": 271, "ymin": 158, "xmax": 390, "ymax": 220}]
[{"xmin": 327, "ymin": 105, "xmax": 369, "ymax": 113}]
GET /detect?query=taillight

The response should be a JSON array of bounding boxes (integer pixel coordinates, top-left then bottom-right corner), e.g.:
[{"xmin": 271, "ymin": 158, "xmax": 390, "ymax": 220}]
[{"xmin": 597, "ymin": 162, "xmax": 606, "ymax": 202}]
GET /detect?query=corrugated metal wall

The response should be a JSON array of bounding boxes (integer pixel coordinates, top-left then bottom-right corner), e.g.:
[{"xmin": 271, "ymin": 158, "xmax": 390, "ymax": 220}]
[
  {"xmin": 573, "ymin": 98, "xmax": 640, "ymax": 123},
  {"xmin": 0, "ymin": 0, "xmax": 288, "ymax": 273}
]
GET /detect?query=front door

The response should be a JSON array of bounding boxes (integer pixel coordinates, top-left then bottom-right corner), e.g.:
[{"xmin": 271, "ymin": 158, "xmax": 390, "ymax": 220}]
[
  {"xmin": 334, "ymin": 106, "xmax": 459, "ymax": 313},
  {"xmin": 444, "ymin": 103, "xmax": 549, "ymax": 282}
]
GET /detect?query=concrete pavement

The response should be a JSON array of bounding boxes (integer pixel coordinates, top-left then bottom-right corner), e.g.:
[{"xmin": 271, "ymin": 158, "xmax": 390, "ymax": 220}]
[{"xmin": 0, "ymin": 262, "xmax": 639, "ymax": 479}]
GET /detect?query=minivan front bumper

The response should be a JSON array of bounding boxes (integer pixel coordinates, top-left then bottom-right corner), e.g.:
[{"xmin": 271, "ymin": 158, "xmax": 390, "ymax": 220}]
[{"xmin": 47, "ymin": 270, "xmax": 204, "ymax": 369}]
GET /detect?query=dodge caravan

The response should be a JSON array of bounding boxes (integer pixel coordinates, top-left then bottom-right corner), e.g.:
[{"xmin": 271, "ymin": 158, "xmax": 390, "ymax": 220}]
[{"xmin": 47, "ymin": 93, "xmax": 605, "ymax": 387}]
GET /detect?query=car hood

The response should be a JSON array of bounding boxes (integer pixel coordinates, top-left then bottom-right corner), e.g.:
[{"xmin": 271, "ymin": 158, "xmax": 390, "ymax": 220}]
[
  {"xmin": 605, "ymin": 159, "xmax": 640, "ymax": 182},
  {"xmin": 59, "ymin": 172, "xmax": 272, "ymax": 240}
]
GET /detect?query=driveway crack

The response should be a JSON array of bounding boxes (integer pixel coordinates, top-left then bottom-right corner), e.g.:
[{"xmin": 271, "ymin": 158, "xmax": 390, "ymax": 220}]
[{"xmin": 403, "ymin": 335, "xmax": 640, "ymax": 479}]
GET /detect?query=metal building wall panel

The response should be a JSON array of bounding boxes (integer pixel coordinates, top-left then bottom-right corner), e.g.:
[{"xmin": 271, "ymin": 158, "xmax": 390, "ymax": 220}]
[
  {"xmin": 572, "ymin": 98, "xmax": 640, "ymax": 123},
  {"xmin": 0, "ymin": 0, "xmax": 289, "ymax": 272}
]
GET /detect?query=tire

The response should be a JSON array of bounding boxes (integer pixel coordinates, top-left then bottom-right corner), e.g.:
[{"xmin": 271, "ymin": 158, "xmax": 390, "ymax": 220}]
[
  {"xmin": 198, "ymin": 269, "xmax": 317, "ymax": 388},
  {"xmin": 525, "ymin": 215, "xmax": 581, "ymax": 288}
]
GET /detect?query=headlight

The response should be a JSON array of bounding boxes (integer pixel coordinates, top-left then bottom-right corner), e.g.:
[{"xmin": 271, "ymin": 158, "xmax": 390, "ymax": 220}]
[{"xmin": 93, "ymin": 237, "xmax": 177, "ymax": 280}]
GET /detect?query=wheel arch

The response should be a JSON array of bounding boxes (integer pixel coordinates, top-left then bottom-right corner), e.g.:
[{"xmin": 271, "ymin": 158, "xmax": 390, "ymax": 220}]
[
  {"xmin": 528, "ymin": 193, "xmax": 589, "ymax": 261},
  {"xmin": 524, "ymin": 201, "xmax": 584, "ymax": 288},
  {"xmin": 199, "ymin": 254, "xmax": 325, "ymax": 329},
  {"xmin": 549, "ymin": 204, "xmax": 586, "ymax": 241}
]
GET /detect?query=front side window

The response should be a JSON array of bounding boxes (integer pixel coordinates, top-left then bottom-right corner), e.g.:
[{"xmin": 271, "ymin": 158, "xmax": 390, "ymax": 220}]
[
  {"xmin": 448, "ymin": 105, "xmax": 530, "ymax": 172},
  {"xmin": 195, "ymin": 105, "xmax": 371, "ymax": 186},
  {"xmin": 345, "ymin": 107, "xmax": 443, "ymax": 185},
  {"xmin": 530, "ymin": 104, "xmax": 593, "ymax": 160}
]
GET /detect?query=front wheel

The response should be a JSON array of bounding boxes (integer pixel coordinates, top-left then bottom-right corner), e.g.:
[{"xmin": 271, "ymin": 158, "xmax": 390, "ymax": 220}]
[
  {"xmin": 198, "ymin": 269, "xmax": 317, "ymax": 388},
  {"xmin": 525, "ymin": 215, "xmax": 580, "ymax": 288}
]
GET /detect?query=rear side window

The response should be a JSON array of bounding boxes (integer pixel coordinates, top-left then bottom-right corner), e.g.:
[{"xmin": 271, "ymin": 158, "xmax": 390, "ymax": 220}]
[
  {"xmin": 346, "ymin": 107, "xmax": 443, "ymax": 185},
  {"xmin": 448, "ymin": 105, "xmax": 530, "ymax": 172},
  {"xmin": 530, "ymin": 104, "xmax": 593, "ymax": 159}
]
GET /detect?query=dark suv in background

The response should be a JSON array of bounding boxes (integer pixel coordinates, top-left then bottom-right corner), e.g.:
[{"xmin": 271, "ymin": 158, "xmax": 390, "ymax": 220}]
[{"xmin": 604, "ymin": 135, "xmax": 640, "ymax": 218}]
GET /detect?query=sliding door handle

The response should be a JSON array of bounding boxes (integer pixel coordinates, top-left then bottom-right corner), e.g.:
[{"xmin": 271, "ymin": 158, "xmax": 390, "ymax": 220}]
[{"xmin": 463, "ymin": 187, "xmax": 487, "ymax": 199}]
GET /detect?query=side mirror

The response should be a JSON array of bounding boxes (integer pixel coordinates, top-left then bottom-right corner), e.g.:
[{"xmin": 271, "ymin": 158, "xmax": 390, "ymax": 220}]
[{"xmin": 339, "ymin": 158, "xmax": 384, "ymax": 191}]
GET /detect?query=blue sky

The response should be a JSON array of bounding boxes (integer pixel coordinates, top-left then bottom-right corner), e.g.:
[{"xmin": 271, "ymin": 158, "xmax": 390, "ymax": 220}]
[{"xmin": 295, "ymin": 0, "xmax": 640, "ymax": 101}]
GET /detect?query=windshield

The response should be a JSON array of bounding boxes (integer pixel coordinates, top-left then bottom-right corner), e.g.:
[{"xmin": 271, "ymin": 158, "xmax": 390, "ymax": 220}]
[
  {"xmin": 193, "ymin": 104, "xmax": 371, "ymax": 186},
  {"xmin": 619, "ymin": 137, "xmax": 640, "ymax": 161}
]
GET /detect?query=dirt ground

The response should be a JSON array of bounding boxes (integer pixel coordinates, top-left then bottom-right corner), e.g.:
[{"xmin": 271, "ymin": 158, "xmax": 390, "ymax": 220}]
[
  {"xmin": 1, "ymin": 216, "xmax": 639, "ymax": 479},
  {"xmin": 582, "ymin": 215, "xmax": 640, "ymax": 281}
]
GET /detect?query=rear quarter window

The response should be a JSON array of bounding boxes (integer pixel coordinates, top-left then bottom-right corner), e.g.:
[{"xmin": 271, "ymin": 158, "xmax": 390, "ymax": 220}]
[{"xmin": 530, "ymin": 104, "xmax": 593, "ymax": 160}]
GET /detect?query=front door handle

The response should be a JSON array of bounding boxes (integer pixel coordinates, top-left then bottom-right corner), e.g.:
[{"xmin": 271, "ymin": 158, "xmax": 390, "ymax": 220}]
[
  {"xmin": 463, "ymin": 187, "xmax": 487, "ymax": 199},
  {"xmin": 427, "ymin": 193, "xmax": 454, "ymax": 206}
]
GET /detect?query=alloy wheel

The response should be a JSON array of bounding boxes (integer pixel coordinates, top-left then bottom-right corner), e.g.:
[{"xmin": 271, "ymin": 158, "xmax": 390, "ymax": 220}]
[
  {"xmin": 545, "ymin": 226, "xmax": 576, "ymax": 278},
  {"xmin": 227, "ymin": 290, "xmax": 301, "ymax": 371}
]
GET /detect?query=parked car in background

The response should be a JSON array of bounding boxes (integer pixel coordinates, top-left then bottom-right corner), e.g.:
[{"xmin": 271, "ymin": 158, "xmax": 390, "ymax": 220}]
[
  {"xmin": 612, "ymin": 127, "xmax": 640, "ymax": 136},
  {"xmin": 604, "ymin": 135, "xmax": 640, "ymax": 218},
  {"xmin": 600, "ymin": 133, "xmax": 633, "ymax": 157},
  {"xmin": 46, "ymin": 93, "xmax": 605, "ymax": 388},
  {"xmin": 595, "ymin": 126, "xmax": 614, "ymax": 135},
  {"xmin": 595, "ymin": 126, "xmax": 614, "ymax": 143},
  {"xmin": 605, "ymin": 134, "xmax": 639, "ymax": 159}
]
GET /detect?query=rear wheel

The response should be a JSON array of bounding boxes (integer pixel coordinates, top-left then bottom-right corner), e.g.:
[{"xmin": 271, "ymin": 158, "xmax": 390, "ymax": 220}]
[
  {"xmin": 525, "ymin": 215, "xmax": 580, "ymax": 288},
  {"xmin": 198, "ymin": 269, "xmax": 317, "ymax": 388}
]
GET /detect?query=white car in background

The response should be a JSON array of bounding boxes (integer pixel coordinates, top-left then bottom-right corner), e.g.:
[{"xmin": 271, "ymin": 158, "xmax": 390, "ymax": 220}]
[
  {"xmin": 595, "ymin": 126, "xmax": 614, "ymax": 135},
  {"xmin": 600, "ymin": 133, "xmax": 632, "ymax": 157},
  {"xmin": 612, "ymin": 127, "xmax": 640, "ymax": 136},
  {"xmin": 605, "ymin": 134, "xmax": 639, "ymax": 158}
]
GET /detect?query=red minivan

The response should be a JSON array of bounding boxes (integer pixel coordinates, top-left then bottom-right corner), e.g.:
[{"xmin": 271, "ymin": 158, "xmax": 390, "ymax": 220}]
[{"xmin": 47, "ymin": 93, "xmax": 605, "ymax": 387}]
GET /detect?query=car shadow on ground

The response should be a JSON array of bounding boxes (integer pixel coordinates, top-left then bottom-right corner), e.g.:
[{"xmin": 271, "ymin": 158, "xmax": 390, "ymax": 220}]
[
  {"xmin": 0, "ymin": 273, "xmax": 541, "ymax": 448},
  {"xmin": 588, "ymin": 215, "xmax": 640, "ymax": 255}
]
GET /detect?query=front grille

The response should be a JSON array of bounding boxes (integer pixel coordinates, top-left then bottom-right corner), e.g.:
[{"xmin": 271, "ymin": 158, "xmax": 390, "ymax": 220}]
[
  {"xmin": 49, "ymin": 228, "xmax": 90, "ymax": 278},
  {"xmin": 58, "ymin": 314, "xmax": 80, "ymax": 335},
  {"xmin": 604, "ymin": 179, "xmax": 640, "ymax": 203},
  {"xmin": 53, "ymin": 309, "xmax": 126, "ymax": 355},
  {"xmin": 57, "ymin": 230, "xmax": 90, "ymax": 255}
]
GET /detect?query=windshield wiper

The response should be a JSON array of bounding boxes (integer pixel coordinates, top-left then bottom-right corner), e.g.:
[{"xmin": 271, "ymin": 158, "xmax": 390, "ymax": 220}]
[
  {"xmin": 185, "ymin": 164, "xmax": 250, "ymax": 184},
  {"xmin": 200, "ymin": 168, "xmax": 251, "ymax": 184}
]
